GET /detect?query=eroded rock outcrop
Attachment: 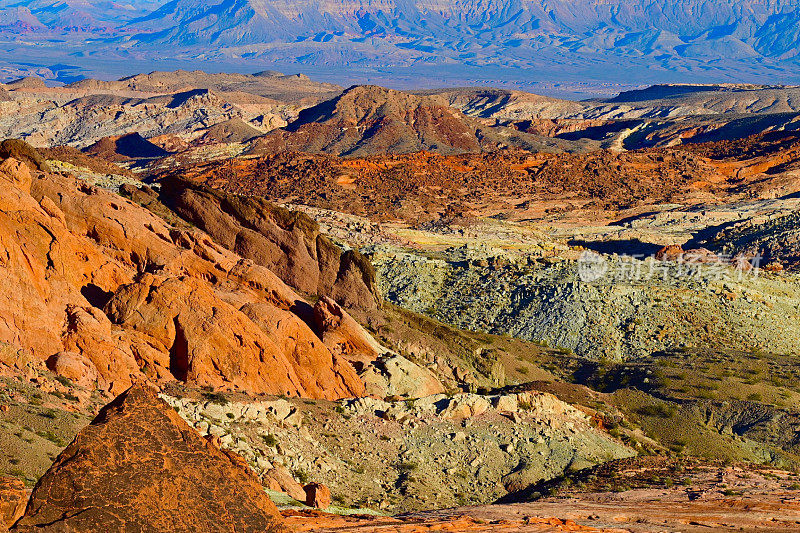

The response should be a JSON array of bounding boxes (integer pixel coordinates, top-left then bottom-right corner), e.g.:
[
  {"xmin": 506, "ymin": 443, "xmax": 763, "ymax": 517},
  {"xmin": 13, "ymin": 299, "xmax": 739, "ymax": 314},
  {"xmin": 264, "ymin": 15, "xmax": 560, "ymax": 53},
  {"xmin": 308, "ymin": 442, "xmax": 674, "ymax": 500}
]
[
  {"xmin": 157, "ymin": 177, "xmax": 381, "ymax": 316},
  {"xmin": 12, "ymin": 384, "xmax": 287, "ymax": 532},
  {"xmin": 0, "ymin": 158, "xmax": 135, "ymax": 392},
  {"xmin": 313, "ymin": 297, "xmax": 388, "ymax": 366},
  {"xmin": 0, "ymin": 477, "xmax": 27, "ymax": 531},
  {"xmin": 0, "ymin": 158, "xmax": 32, "ymax": 193},
  {"xmin": 0, "ymin": 141, "xmax": 376, "ymax": 399},
  {"xmin": 0, "ymin": 139, "xmax": 50, "ymax": 172},
  {"xmin": 106, "ymin": 274, "xmax": 363, "ymax": 398}
]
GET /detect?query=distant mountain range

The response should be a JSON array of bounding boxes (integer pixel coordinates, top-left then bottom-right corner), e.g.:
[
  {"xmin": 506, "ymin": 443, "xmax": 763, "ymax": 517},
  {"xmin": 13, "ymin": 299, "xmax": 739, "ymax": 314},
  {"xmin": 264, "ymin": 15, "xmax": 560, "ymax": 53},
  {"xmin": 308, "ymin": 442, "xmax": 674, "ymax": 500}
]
[
  {"xmin": 2, "ymin": 0, "xmax": 800, "ymax": 89},
  {"xmin": 0, "ymin": 0, "xmax": 159, "ymax": 31},
  {"xmin": 127, "ymin": 0, "xmax": 800, "ymax": 57}
]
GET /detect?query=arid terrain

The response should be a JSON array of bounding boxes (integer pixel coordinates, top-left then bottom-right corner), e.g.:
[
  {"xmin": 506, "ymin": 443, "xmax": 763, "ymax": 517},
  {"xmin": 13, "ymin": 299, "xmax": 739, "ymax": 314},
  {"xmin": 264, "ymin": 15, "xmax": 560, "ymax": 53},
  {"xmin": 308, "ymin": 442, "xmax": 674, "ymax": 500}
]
[{"xmin": 2, "ymin": 70, "xmax": 800, "ymax": 532}]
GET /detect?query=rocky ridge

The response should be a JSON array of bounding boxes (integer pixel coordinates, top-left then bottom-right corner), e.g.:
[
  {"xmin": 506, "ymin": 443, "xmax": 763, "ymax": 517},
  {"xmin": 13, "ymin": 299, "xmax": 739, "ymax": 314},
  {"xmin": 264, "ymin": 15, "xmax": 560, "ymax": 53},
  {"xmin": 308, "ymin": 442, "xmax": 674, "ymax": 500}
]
[
  {"xmin": 5, "ymin": 72, "xmax": 800, "ymax": 159},
  {"xmin": 0, "ymin": 74, "xmax": 325, "ymax": 149},
  {"xmin": 13, "ymin": 0, "xmax": 800, "ymax": 89},
  {"xmin": 152, "ymin": 177, "xmax": 381, "ymax": 316}
]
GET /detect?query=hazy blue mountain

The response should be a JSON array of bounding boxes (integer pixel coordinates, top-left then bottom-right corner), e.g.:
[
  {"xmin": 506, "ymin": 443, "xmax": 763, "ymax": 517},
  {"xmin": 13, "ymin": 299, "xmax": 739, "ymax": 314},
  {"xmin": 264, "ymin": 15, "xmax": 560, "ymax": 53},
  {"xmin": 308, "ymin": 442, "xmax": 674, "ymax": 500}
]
[
  {"xmin": 120, "ymin": 1, "xmax": 800, "ymax": 74},
  {"xmin": 0, "ymin": 0, "xmax": 160, "ymax": 31},
  {"xmin": 3, "ymin": 1, "xmax": 800, "ymax": 88}
]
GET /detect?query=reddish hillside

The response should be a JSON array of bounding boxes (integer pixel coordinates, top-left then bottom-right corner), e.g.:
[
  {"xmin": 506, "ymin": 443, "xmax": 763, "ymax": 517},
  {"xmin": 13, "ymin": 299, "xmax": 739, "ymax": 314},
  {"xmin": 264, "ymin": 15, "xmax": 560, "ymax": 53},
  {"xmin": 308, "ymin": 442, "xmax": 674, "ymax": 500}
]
[
  {"xmin": 153, "ymin": 149, "xmax": 725, "ymax": 222},
  {"xmin": 152, "ymin": 130, "xmax": 800, "ymax": 224},
  {"xmin": 249, "ymin": 85, "xmax": 558, "ymax": 157}
]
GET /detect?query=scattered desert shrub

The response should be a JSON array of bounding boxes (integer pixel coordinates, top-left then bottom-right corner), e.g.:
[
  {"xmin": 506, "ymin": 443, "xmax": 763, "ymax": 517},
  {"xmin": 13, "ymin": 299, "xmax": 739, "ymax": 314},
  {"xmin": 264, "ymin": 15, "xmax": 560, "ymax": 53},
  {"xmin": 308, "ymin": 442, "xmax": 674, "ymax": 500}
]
[{"xmin": 202, "ymin": 392, "xmax": 229, "ymax": 406}]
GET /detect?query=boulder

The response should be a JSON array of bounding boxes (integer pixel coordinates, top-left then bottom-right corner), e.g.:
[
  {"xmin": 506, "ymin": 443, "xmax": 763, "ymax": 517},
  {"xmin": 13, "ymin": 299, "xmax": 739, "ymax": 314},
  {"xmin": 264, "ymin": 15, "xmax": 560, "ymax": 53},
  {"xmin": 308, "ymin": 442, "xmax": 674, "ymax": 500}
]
[
  {"xmin": 492, "ymin": 395, "xmax": 519, "ymax": 413},
  {"xmin": 303, "ymin": 483, "xmax": 331, "ymax": 509},
  {"xmin": 261, "ymin": 399, "xmax": 294, "ymax": 421},
  {"xmin": 0, "ymin": 477, "xmax": 27, "ymax": 530},
  {"xmin": 45, "ymin": 351, "xmax": 99, "ymax": 389},
  {"xmin": 12, "ymin": 384, "xmax": 287, "ymax": 532},
  {"xmin": 360, "ymin": 354, "xmax": 445, "ymax": 399},
  {"xmin": 682, "ymin": 248, "xmax": 720, "ymax": 263},
  {"xmin": 516, "ymin": 391, "xmax": 585, "ymax": 420},
  {"xmin": 262, "ymin": 466, "xmax": 307, "ymax": 502},
  {"xmin": 105, "ymin": 273, "xmax": 304, "ymax": 396},
  {"xmin": 655, "ymin": 245, "xmax": 683, "ymax": 261},
  {"xmin": 313, "ymin": 296, "xmax": 388, "ymax": 367},
  {"xmin": 439, "ymin": 394, "xmax": 491, "ymax": 419}
]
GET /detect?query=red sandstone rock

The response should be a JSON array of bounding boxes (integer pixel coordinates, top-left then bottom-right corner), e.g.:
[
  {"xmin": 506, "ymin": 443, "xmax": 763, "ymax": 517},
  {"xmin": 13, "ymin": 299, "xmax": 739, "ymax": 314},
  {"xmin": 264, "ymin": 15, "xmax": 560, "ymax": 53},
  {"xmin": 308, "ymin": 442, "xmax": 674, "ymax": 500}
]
[
  {"xmin": 0, "ymin": 139, "xmax": 50, "ymax": 172},
  {"xmin": 12, "ymin": 384, "xmax": 287, "ymax": 532},
  {"xmin": 45, "ymin": 351, "xmax": 99, "ymax": 389},
  {"xmin": 156, "ymin": 177, "xmax": 381, "ymax": 315},
  {"xmin": 105, "ymin": 273, "xmax": 362, "ymax": 398},
  {"xmin": 241, "ymin": 302, "xmax": 365, "ymax": 399},
  {"xmin": 0, "ymin": 477, "xmax": 27, "ymax": 531},
  {"xmin": 655, "ymin": 244, "xmax": 684, "ymax": 261},
  {"xmin": 61, "ymin": 305, "xmax": 142, "ymax": 394},
  {"xmin": 282, "ymin": 511, "xmax": 607, "ymax": 532},
  {"xmin": 263, "ymin": 466, "xmax": 307, "ymax": 502},
  {"xmin": 0, "ymin": 146, "xmax": 371, "ymax": 400},
  {"xmin": 0, "ymin": 159, "xmax": 32, "ymax": 193},
  {"xmin": 303, "ymin": 483, "xmax": 332, "ymax": 509},
  {"xmin": 313, "ymin": 296, "xmax": 388, "ymax": 367},
  {"xmin": 681, "ymin": 247, "xmax": 720, "ymax": 263},
  {"xmin": 0, "ymin": 161, "xmax": 132, "ymax": 376}
]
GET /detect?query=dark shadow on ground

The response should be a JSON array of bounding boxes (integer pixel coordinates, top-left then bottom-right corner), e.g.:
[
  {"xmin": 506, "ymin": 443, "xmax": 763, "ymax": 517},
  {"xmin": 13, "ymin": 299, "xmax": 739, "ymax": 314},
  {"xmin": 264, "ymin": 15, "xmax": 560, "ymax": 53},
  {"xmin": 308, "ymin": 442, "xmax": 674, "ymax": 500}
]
[{"xmin": 568, "ymin": 239, "xmax": 662, "ymax": 257}]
